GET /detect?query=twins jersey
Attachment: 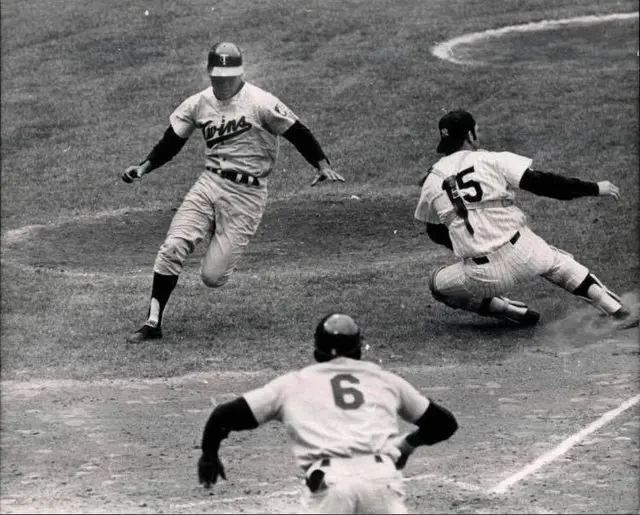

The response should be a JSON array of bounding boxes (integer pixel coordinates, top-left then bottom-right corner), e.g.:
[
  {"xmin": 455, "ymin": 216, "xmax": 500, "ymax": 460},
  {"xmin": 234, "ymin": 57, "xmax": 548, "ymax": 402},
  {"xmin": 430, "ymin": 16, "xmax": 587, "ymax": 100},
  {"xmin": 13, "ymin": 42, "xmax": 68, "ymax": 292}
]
[
  {"xmin": 414, "ymin": 150, "xmax": 533, "ymax": 258},
  {"xmin": 169, "ymin": 82, "xmax": 298, "ymax": 179},
  {"xmin": 243, "ymin": 357, "xmax": 430, "ymax": 471}
]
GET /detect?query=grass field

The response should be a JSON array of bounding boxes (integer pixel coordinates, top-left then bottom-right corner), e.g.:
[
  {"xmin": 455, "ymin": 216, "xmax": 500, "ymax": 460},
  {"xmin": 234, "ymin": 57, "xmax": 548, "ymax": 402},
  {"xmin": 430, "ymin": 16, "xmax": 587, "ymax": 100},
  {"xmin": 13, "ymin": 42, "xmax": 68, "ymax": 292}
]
[{"xmin": 1, "ymin": 0, "xmax": 639, "ymax": 513}]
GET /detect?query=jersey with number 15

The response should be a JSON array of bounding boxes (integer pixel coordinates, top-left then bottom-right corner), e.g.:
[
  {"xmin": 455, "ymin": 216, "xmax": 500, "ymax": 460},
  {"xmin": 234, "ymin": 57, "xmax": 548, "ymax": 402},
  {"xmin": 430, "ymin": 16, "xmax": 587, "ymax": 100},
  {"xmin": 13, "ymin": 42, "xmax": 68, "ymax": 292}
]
[
  {"xmin": 243, "ymin": 357, "xmax": 430, "ymax": 470},
  {"xmin": 414, "ymin": 150, "xmax": 533, "ymax": 258}
]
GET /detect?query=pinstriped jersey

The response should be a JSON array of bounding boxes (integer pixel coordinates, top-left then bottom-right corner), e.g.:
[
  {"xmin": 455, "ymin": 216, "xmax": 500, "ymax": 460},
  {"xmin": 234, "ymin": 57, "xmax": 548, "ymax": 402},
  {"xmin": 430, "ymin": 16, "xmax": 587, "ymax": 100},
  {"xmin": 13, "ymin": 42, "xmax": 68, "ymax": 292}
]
[
  {"xmin": 414, "ymin": 150, "xmax": 532, "ymax": 258},
  {"xmin": 169, "ymin": 82, "xmax": 298, "ymax": 179},
  {"xmin": 242, "ymin": 357, "xmax": 430, "ymax": 470}
]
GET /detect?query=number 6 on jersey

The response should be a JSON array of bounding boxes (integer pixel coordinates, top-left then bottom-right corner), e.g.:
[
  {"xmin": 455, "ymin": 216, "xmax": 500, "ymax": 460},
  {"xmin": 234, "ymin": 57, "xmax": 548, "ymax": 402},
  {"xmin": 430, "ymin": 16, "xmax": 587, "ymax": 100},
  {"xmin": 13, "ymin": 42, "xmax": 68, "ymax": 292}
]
[{"xmin": 330, "ymin": 374, "xmax": 364, "ymax": 410}]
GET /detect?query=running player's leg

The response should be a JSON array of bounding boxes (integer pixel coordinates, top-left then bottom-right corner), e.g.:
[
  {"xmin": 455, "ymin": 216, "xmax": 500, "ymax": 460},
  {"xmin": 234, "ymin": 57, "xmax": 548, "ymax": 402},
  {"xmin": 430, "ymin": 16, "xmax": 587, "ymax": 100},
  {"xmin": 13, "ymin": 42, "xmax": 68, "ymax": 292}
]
[
  {"xmin": 200, "ymin": 187, "xmax": 265, "ymax": 287},
  {"xmin": 541, "ymin": 246, "xmax": 629, "ymax": 318},
  {"xmin": 128, "ymin": 178, "xmax": 214, "ymax": 342},
  {"xmin": 358, "ymin": 476, "xmax": 408, "ymax": 514},
  {"xmin": 514, "ymin": 227, "xmax": 634, "ymax": 324},
  {"xmin": 428, "ymin": 263, "xmax": 538, "ymax": 324},
  {"xmin": 303, "ymin": 482, "xmax": 356, "ymax": 514}
]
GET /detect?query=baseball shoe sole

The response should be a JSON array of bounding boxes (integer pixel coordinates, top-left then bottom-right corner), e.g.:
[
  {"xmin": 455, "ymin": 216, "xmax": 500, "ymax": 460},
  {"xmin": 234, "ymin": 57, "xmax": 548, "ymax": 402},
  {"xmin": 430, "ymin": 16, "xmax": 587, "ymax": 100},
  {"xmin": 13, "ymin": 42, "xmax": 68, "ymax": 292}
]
[
  {"xmin": 500, "ymin": 309, "xmax": 541, "ymax": 327},
  {"xmin": 611, "ymin": 307, "xmax": 639, "ymax": 329},
  {"xmin": 127, "ymin": 324, "xmax": 163, "ymax": 343}
]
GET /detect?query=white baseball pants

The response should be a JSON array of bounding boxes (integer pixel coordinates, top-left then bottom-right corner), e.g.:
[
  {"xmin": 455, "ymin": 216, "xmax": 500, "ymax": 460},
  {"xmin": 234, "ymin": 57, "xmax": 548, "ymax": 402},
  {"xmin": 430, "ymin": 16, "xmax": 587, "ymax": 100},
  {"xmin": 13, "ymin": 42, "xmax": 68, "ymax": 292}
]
[
  {"xmin": 301, "ymin": 454, "xmax": 407, "ymax": 514},
  {"xmin": 430, "ymin": 225, "xmax": 590, "ymax": 310},
  {"xmin": 153, "ymin": 170, "xmax": 267, "ymax": 286}
]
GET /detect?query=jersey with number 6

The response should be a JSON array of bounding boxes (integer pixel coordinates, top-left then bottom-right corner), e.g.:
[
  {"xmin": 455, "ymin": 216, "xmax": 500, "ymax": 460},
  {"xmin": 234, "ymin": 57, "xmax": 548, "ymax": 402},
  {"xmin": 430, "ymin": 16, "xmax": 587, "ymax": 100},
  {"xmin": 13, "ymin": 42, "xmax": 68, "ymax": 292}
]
[
  {"xmin": 414, "ymin": 150, "xmax": 533, "ymax": 258},
  {"xmin": 242, "ymin": 357, "xmax": 430, "ymax": 470}
]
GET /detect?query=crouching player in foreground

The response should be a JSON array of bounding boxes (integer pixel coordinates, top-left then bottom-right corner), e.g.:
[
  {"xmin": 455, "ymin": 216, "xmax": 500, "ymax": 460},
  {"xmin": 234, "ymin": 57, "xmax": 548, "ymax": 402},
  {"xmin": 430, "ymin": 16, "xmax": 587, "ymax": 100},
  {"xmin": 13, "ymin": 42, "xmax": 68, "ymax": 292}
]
[{"xmin": 197, "ymin": 313, "xmax": 458, "ymax": 514}]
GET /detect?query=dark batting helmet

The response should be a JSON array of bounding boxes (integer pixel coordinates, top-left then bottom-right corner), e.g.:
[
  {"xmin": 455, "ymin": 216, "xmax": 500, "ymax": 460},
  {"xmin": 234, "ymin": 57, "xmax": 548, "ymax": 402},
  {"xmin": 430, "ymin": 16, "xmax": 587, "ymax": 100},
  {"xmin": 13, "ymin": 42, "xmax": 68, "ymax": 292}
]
[
  {"xmin": 314, "ymin": 313, "xmax": 362, "ymax": 362},
  {"xmin": 208, "ymin": 42, "xmax": 244, "ymax": 77}
]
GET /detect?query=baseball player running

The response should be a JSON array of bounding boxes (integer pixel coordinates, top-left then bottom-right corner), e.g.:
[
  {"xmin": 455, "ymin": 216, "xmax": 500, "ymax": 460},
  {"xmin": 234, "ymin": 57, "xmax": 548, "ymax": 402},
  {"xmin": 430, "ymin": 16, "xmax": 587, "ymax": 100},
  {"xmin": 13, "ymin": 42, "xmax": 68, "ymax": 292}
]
[
  {"xmin": 414, "ymin": 109, "xmax": 637, "ymax": 328},
  {"xmin": 197, "ymin": 313, "xmax": 458, "ymax": 514},
  {"xmin": 122, "ymin": 42, "xmax": 344, "ymax": 343}
]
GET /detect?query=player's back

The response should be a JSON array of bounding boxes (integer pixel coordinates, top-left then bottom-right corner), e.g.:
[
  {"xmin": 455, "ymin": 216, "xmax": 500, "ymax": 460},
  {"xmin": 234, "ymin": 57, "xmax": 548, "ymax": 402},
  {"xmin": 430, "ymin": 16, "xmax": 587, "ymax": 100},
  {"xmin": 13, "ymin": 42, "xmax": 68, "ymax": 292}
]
[
  {"xmin": 275, "ymin": 358, "xmax": 413, "ymax": 469},
  {"xmin": 419, "ymin": 149, "xmax": 532, "ymax": 256}
]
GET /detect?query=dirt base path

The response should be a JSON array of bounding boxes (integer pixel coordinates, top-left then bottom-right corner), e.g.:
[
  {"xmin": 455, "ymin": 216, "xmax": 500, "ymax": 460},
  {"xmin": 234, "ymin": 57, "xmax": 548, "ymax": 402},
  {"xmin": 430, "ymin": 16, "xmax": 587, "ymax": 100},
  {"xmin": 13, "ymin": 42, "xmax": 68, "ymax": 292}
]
[{"xmin": 2, "ymin": 318, "xmax": 638, "ymax": 514}]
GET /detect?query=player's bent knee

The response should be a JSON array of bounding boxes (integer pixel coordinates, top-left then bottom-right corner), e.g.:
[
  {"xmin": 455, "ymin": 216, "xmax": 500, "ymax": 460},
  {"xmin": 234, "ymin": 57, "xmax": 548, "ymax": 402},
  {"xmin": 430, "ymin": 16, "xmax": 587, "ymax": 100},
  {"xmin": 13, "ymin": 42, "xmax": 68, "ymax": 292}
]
[
  {"xmin": 200, "ymin": 270, "xmax": 229, "ymax": 288},
  {"xmin": 155, "ymin": 237, "xmax": 194, "ymax": 275},
  {"xmin": 543, "ymin": 249, "xmax": 589, "ymax": 292},
  {"xmin": 428, "ymin": 266, "xmax": 466, "ymax": 310},
  {"xmin": 427, "ymin": 266, "xmax": 445, "ymax": 298}
]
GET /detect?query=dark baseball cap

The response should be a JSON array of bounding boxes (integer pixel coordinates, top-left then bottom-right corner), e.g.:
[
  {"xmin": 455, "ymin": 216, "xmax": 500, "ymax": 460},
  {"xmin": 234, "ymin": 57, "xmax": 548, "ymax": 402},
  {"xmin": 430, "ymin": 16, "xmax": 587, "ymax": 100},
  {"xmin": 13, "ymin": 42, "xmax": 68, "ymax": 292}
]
[
  {"xmin": 208, "ymin": 42, "xmax": 244, "ymax": 77},
  {"xmin": 436, "ymin": 109, "xmax": 476, "ymax": 153}
]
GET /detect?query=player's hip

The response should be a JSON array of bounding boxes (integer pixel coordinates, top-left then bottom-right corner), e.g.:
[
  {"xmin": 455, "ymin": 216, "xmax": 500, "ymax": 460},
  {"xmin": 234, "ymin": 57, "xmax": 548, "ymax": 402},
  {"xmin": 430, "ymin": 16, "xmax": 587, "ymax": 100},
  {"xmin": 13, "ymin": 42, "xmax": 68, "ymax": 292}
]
[
  {"xmin": 460, "ymin": 226, "xmax": 557, "ymax": 286},
  {"xmin": 305, "ymin": 454, "xmax": 400, "ymax": 489},
  {"xmin": 188, "ymin": 170, "xmax": 268, "ymax": 207}
]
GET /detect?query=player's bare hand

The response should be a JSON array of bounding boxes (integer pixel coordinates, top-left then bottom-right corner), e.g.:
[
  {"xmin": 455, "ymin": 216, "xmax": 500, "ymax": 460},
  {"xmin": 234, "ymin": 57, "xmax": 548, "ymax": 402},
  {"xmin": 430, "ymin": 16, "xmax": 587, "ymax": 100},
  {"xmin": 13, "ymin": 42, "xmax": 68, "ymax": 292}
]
[
  {"xmin": 597, "ymin": 181, "xmax": 620, "ymax": 200},
  {"xmin": 198, "ymin": 453, "xmax": 226, "ymax": 488},
  {"xmin": 311, "ymin": 167, "xmax": 345, "ymax": 187},
  {"xmin": 391, "ymin": 434, "xmax": 415, "ymax": 470},
  {"xmin": 122, "ymin": 165, "xmax": 146, "ymax": 184}
]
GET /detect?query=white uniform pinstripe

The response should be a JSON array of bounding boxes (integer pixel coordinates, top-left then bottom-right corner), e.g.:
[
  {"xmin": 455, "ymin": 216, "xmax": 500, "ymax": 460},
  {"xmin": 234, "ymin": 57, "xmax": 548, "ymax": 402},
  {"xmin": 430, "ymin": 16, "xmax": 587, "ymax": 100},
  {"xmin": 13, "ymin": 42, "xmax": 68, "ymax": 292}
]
[
  {"xmin": 243, "ymin": 357, "xmax": 430, "ymax": 514},
  {"xmin": 414, "ymin": 150, "xmax": 590, "ymax": 310}
]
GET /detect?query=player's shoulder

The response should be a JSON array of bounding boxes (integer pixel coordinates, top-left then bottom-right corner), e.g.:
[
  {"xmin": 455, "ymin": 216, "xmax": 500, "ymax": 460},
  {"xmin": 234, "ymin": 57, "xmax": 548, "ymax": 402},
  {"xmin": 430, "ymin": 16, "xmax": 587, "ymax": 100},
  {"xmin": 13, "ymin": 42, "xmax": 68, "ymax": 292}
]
[
  {"xmin": 189, "ymin": 86, "xmax": 213, "ymax": 101},
  {"xmin": 418, "ymin": 165, "xmax": 436, "ymax": 186},
  {"xmin": 375, "ymin": 366, "xmax": 410, "ymax": 384},
  {"xmin": 421, "ymin": 160, "xmax": 448, "ymax": 186},
  {"xmin": 241, "ymin": 81, "xmax": 277, "ymax": 101},
  {"xmin": 302, "ymin": 358, "xmax": 382, "ymax": 375},
  {"xmin": 176, "ymin": 87, "xmax": 214, "ymax": 109},
  {"xmin": 260, "ymin": 369, "xmax": 300, "ymax": 395},
  {"xmin": 492, "ymin": 150, "xmax": 526, "ymax": 158}
]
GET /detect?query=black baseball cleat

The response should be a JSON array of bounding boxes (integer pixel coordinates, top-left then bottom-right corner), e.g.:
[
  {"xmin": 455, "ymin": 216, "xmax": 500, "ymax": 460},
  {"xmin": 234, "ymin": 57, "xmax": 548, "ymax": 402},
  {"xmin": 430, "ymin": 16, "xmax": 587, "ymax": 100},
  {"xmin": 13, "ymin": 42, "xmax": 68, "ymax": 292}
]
[
  {"xmin": 611, "ymin": 307, "xmax": 639, "ymax": 329},
  {"xmin": 127, "ymin": 324, "xmax": 163, "ymax": 343}
]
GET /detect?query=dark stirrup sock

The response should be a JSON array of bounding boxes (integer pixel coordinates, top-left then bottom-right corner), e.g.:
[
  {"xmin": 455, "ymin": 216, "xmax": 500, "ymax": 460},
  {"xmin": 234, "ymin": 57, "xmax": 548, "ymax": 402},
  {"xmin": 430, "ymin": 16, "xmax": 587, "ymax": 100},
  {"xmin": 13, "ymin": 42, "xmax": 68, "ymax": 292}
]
[{"xmin": 146, "ymin": 273, "xmax": 179, "ymax": 327}]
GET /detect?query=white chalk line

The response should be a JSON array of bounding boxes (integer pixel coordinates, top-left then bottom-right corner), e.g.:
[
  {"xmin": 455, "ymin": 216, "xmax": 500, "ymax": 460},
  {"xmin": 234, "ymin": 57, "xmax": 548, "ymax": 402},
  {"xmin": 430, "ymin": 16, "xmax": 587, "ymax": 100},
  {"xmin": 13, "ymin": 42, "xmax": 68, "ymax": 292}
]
[
  {"xmin": 2, "ymin": 205, "xmax": 166, "ymax": 279},
  {"xmin": 1, "ymin": 202, "xmax": 427, "ymax": 280},
  {"xmin": 173, "ymin": 394, "xmax": 639, "ymax": 508},
  {"xmin": 431, "ymin": 12, "xmax": 639, "ymax": 65},
  {"xmin": 1, "ymin": 364, "xmax": 461, "ymax": 393},
  {"xmin": 2, "ymin": 205, "xmax": 167, "ymax": 245},
  {"xmin": 489, "ymin": 393, "xmax": 640, "ymax": 494}
]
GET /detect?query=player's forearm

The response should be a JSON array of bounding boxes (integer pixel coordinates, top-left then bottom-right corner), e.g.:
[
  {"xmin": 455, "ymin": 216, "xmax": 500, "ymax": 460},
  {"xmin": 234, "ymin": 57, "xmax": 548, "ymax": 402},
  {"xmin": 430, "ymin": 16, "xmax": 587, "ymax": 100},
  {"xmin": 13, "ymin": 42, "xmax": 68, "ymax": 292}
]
[
  {"xmin": 282, "ymin": 120, "xmax": 329, "ymax": 169},
  {"xmin": 142, "ymin": 125, "xmax": 188, "ymax": 172},
  {"xmin": 426, "ymin": 223, "xmax": 453, "ymax": 250},
  {"xmin": 519, "ymin": 169, "xmax": 599, "ymax": 200},
  {"xmin": 201, "ymin": 397, "xmax": 259, "ymax": 456},
  {"xmin": 403, "ymin": 401, "xmax": 458, "ymax": 449}
]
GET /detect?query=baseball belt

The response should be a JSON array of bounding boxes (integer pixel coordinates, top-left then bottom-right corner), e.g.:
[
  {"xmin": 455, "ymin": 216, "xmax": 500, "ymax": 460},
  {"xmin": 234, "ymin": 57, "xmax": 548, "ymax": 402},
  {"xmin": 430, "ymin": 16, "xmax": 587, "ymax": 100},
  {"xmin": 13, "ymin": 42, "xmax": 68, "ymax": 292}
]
[
  {"xmin": 206, "ymin": 166, "xmax": 260, "ymax": 187},
  {"xmin": 471, "ymin": 231, "xmax": 521, "ymax": 265},
  {"xmin": 305, "ymin": 454, "xmax": 389, "ymax": 493}
]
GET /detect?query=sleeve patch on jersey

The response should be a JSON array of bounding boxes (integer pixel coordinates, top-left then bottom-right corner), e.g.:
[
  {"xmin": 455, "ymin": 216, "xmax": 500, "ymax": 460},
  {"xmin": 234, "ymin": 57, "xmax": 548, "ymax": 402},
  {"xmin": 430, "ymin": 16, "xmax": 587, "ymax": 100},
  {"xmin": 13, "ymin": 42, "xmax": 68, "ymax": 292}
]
[{"xmin": 274, "ymin": 102, "xmax": 290, "ymax": 117}]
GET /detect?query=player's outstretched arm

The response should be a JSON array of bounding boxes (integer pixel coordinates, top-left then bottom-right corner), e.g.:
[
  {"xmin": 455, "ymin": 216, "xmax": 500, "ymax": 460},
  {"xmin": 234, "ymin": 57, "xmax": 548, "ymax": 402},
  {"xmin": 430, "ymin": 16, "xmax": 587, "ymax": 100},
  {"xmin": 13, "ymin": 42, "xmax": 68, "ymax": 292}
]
[
  {"xmin": 282, "ymin": 121, "xmax": 345, "ymax": 186},
  {"xmin": 519, "ymin": 169, "xmax": 620, "ymax": 201},
  {"xmin": 311, "ymin": 159, "xmax": 345, "ymax": 187},
  {"xmin": 122, "ymin": 125, "xmax": 188, "ymax": 183},
  {"xmin": 198, "ymin": 397, "xmax": 259, "ymax": 489}
]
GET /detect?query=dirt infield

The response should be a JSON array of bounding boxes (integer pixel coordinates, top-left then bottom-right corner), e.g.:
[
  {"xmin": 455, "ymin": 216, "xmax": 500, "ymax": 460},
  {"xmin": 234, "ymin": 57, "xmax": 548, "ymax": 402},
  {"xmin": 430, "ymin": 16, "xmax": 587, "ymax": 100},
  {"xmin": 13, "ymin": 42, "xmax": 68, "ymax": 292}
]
[{"xmin": 2, "ymin": 311, "xmax": 638, "ymax": 514}]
